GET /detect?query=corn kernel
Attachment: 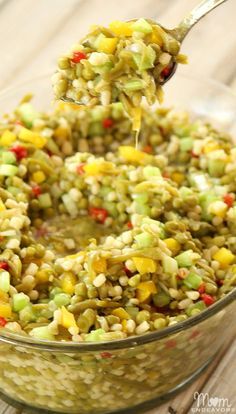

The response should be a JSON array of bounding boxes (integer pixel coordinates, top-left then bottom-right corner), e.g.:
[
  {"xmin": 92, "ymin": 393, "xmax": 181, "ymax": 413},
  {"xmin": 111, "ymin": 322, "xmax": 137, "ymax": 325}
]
[
  {"xmin": 0, "ymin": 130, "xmax": 16, "ymax": 146},
  {"xmin": 54, "ymin": 126, "xmax": 69, "ymax": 140},
  {"xmin": 133, "ymin": 257, "xmax": 157, "ymax": 274},
  {"xmin": 97, "ymin": 38, "xmax": 118, "ymax": 54},
  {"xmin": 92, "ymin": 258, "xmax": 107, "ymax": 273},
  {"xmin": 213, "ymin": 248, "xmax": 235, "ymax": 269},
  {"xmin": 121, "ymin": 319, "xmax": 127, "ymax": 331},
  {"xmin": 136, "ymin": 281, "xmax": 157, "ymax": 303},
  {"xmin": 0, "ymin": 302, "xmax": 12, "ymax": 318},
  {"xmin": 112, "ymin": 308, "xmax": 130, "ymax": 320},
  {"xmin": 61, "ymin": 306, "xmax": 77, "ymax": 329},
  {"xmin": 208, "ymin": 201, "xmax": 228, "ymax": 218},
  {"xmin": 19, "ymin": 127, "xmax": 47, "ymax": 149},
  {"xmin": 35, "ymin": 269, "xmax": 51, "ymax": 284},
  {"xmin": 61, "ymin": 272, "xmax": 77, "ymax": 295},
  {"xmin": 171, "ymin": 172, "xmax": 185, "ymax": 185},
  {"xmin": 109, "ymin": 21, "xmax": 133, "ymax": 36},
  {"xmin": 0, "ymin": 290, "xmax": 9, "ymax": 302},
  {"xmin": 32, "ymin": 171, "xmax": 46, "ymax": 184},
  {"xmin": 163, "ymin": 238, "xmax": 181, "ymax": 255}
]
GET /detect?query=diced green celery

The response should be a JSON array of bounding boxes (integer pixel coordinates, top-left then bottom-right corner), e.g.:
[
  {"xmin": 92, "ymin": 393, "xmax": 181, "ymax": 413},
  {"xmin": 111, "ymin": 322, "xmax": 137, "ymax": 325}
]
[
  {"xmin": 208, "ymin": 159, "xmax": 226, "ymax": 177},
  {"xmin": 29, "ymin": 326, "xmax": 55, "ymax": 341},
  {"xmin": 0, "ymin": 271, "xmax": 10, "ymax": 292},
  {"xmin": 38, "ymin": 193, "xmax": 52, "ymax": 209},
  {"xmin": 99, "ymin": 186, "xmax": 112, "ymax": 197},
  {"xmin": 1, "ymin": 151, "xmax": 16, "ymax": 164},
  {"xmin": 94, "ymin": 33, "xmax": 106, "ymax": 49},
  {"xmin": 153, "ymin": 291, "xmax": 171, "ymax": 307},
  {"xmin": 134, "ymin": 193, "xmax": 149, "ymax": 203},
  {"xmin": 179, "ymin": 137, "xmax": 193, "ymax": 152},
  {"xmin": 93, "ymin": 61, "xmax": 113, "ymax": 75},
  {"xmin": 91, "ymin": 107, "xmax": 107, "ymax": 121},
  {"xmin": 199, "ymin": 192, "xmax": 218, "ymax": 221},
  {"xmin": 13, "ymin": 293, "xmax": 30, "ymax": 312},
  {"xmin": 0, "ymin": 164, "xmax": 18, "ymax": 177},
  {"xmin": 84, "ymin": 328, "xmax": 106, "ymax": 342},
  {"xmin": 179, "ymin": 187, "xmax": 194, "ymax": 198},
  {"xmin": 143, "ymin": 166, "xmax": 161, "ymax": 179},
  {"xmin": 88, "ymin": 122, "xmax": 104, "ymax": 136},
  {"xmin": 19, "ymin": 304, "xmax": 36, "ymax": 322},
  {"xmin": 186, "ymin": 300, "xmax": 206, "ymax": 317},
  {"xmin": 126, "ymin": 306, "xmax": 139, "ymax": 319},
  {"xmin": 134, "ymin": 232, "xmax": 154, "ymax": 248},
  {"xmin": 123, "ymin": 79, "xmax": 145, "ymax": 91},
  {"xmin": 133, "ymin": 45, "xmax": 156, "ymax": 71},
  {"xmin": 7, "ymin": 186, "xmax": 22, "ymax": 196},
  {"xmin": 189, "ymin": 173, "xmax": 210, "ymax": 192},
  {"xmin": 16, "ymin": 103, "xmax": 40, "ymax": 128},
  {"xmin": 133, "ymin": 200, "xmax": 151, "ymax": 215},
  {"xmin": 111, "ymin": 102, "xmax": 124, "ymax": 119},
  {"xmin": 132, "ymin": 18, "xmax": 153, "ymax": 34},
  {"xmin": 54, "ymin": 293, "xmax": 71, "ymax": 307},
  {"xmin": 175, "ymin": 250, "xmax": 200, "ymax": 267},
  {"xmin": 162, "ymin": 255, "xmax": 178, "ymax": 274},
  {"xmin": 183, "ymin": 272, "xmax": 202, "ymax": 289},
  {"xmin": 103, "ymin": 201, "xmax": 117, "ymax": 218},
  {"xmin": 141, "ymin": 217, "xmax": 166, "ymax": 239}
]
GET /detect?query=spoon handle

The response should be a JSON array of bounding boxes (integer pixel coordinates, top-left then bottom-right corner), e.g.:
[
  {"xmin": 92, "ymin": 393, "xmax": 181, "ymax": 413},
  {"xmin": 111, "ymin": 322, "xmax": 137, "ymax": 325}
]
[{"xmin": 177, "ymin": 0, "xmax": 228, "ymax": 41}]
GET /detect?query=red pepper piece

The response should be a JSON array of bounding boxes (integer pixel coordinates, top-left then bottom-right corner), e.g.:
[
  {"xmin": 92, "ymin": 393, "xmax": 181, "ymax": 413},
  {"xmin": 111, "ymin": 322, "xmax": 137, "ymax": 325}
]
[
  {"xmin": 100, "ymin": 352, "xmax": 112, "ymax": 359},
  {"xmin": 165, "ymin": 339, "xmax": 177, "ymax": 349},
  {"xmin": 201, "ymin": 293, "xmax": 215, "ymax": 306},
  {"xmin": 89, "ymin": 207, "xmax": 108, "ymax": 224},
  {"xmin": 124, "ymin": 266, "xmax": 133, "ymax": 277},
  {"xmin": 191, "ymin": 151, "xmax": 199, "ymax": 158},
  {"xmin": 126, "ymin": 221, "xmax": 133, "ymax": 229},
  {"xmin": 142, "ymin": 145, "xmax": 153, "ymax": 154},
  {"xmin": 161, "ymin": 66, "xmax": 171, "ymax": 78},
  {"xmin": 0, "ymin": 261, "xmax": 9, "ymax": 271},
  {"xmin": 223, "ymin": 193, "xmax": 234, "ymax": 208},
  {"xmin": 11, "ymin": 145, "xmax": 28, "ymax": 161},
  {"xmin": 71, "ymin": 51, "xmax": 87, "ymax": 64},
  {"xmin": 76, "ymin": 163, "xmax": 85, "ymax": 175},
  {"xmin": 32, "ymin": 185, "xmax": 42, "ymax": 197},
  {"xmin": 162, "ymin": 171, "xmax": 170, "ymax": 179},
  {"xmin": 102, "ymin": 118, "xmax": 114, "ymax": 129},
  {"xmin": 0, "ymin": 317, "xmax": 7, "ymax": 327},
  {"xmin": 198, "ymin": 283, "xmax": 205, "ymax": 294}
]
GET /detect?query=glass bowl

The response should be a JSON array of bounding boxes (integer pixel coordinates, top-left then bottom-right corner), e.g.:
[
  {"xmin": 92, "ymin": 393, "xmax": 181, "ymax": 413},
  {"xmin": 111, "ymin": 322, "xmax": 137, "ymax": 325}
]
[{"xmin": 0, "ymin": 74, "xmax": 236, "ymax": 414}]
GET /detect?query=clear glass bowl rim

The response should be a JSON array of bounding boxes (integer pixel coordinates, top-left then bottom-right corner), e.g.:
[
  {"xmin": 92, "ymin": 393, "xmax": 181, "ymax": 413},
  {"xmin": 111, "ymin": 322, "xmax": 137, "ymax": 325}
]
[{"xmin": 0, "ymin": 73, "xmax": 235, "ymax": 352}]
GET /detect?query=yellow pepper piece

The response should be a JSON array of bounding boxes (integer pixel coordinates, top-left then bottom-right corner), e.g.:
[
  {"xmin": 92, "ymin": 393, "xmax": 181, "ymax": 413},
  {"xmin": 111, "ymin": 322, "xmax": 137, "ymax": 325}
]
[
  {"xmin": 109, "ymin": 21, "xmax": 133, "ymax": 36},
  {"xmin": 136, "ymin": 281, "xmax": 157, "ymax": 303},
  {"xmin": 203, "ymin": 142, "xmax": 220, "ymax": 154},
  {"xmin": 133, "ymin": 257, "xmax": 157, "ymax": 274},
  {"xmin": 54, "ymin": 126, "xmax": 70, "ymax": 140},
  {"xmin": 149, "ymin": 27, "xmax": 164, "ymax": 46},
  {"xmin": 0, "ymin": 199, "xmax": 6, "ymax": 212},
  {"xmin": 112, "ymin": 307, "xmax": 130, "ymax": 320},
  {"xmin": 208, "ymin": 201, "xmax": 228, "ymax": 218},
  {"xmin": 213, "ymin": 248, "xmax": 235, "ymax": 269},
  {"xmin": 0, "ymin": 302, "xmax": 12, "ymax": 318},
  {"xmin": 84, "ymin": 161, "xmax": 117, "ymax": 176},
  {"xmin": 0, "ymin": 130, "xmax": 16, "ymax": 146},
  {"xmin": 61, "ymin": 272, "xmax": 77, "ymax": 295},
  {"xmin": 65, "ymin": 251, "xmax": 85, "ymax": 260},
  {"xmin": 163, "ymin": 238, "xmax": 181, "ymax": 255},
  {"xmin": 119, "ymin": 146, "xmax": 150, "ymax": 164},
  {"xmin": 121, "ymin": 319, "xmax": 127, "ymax": 332},
  {"xmin": 97, "ymin": 37, "xmax": 118, "ymax": 54},
  {"xmin": 171, "ymin": 172, "xmax": 185, "ymax": 185},
  {"xmin": 32, "ymin": 171, "xmax": 46, "ymax": 184},
  {"xmin": 56, "ymin": 102, "xmax": 83, "ymax": 112},
  {"xmin": 61, "ymin": 306, "xmax": 77, "ymax": 329},
  {"xmin": 92, "ymin": 258, "xmax": 107, "ymax": 273},
  {"xmin": 18, "ymin": 127, "xmax": 47, "ymax": 149},
  {"xmin": 35, "ymin": 269, "xmax": 51, "ymax": 284},
  {"xmin": 0, "ymin": 290, "xmax": 9, "ymax": 302}
]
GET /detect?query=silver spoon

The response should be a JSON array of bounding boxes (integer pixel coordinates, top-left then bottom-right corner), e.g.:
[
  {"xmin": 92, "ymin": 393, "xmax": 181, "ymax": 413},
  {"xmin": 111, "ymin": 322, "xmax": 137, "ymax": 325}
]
[
  {"xmin": 159, "ymin": 0, "xmax": 228, "ymax": 84},
  {"xmin": 60, "ymin": 0, "xmax": 228, "ymax": 105}
]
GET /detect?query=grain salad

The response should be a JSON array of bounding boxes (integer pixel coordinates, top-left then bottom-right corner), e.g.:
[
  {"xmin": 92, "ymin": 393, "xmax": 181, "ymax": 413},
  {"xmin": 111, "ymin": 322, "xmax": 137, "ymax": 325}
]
[
  {"xmin": 0, "ymin": 99, "xmax": 235, "ymax": 344},
  {"xmin": 52, "ymin": 19, "xmax": 187, "ymax": 127}
]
